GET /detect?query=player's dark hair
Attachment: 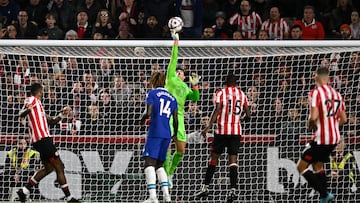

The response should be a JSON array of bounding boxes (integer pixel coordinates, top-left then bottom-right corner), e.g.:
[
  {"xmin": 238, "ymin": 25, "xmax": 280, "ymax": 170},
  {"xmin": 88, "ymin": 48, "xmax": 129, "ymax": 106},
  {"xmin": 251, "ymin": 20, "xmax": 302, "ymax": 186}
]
[
  {"xmin": 176, "ymin": 67, "xmax": 184, "ymax": 72},
  {"xmin": 316, "ymin": 67, "xmax": 329, "ymax": 76},
  {"xmin": 225, "ymin": 73, "xmax": 238, "ymax": 86},
  {"xmin": 30, "ymin": 83, "xmax": 43, "ymax": 95},
  {"xmin": 149, "ymin": 72, "xmax": 166, "ymax": 88}
]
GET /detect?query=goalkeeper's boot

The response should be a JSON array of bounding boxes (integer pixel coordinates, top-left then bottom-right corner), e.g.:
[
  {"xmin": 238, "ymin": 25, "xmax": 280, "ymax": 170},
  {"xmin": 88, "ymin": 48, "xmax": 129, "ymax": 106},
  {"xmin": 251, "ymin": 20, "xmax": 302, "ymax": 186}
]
[
  {"xmin": 226, "ymin": 188, "xmax": 237, "ymax": 203},
  {"xmin": 319, "ymin": 192, "xmax": 334, "ymax": 203},
  {"xmin": 168, "ymin": 175, "xmax": 173, "ymax": 189},
  {"xmin": 194, "ymin": 184, "xmax": 209, "ymax": 199},
  {"xmin": 16, "ymin": 188, "xmax": 27, "ymax": 203}
]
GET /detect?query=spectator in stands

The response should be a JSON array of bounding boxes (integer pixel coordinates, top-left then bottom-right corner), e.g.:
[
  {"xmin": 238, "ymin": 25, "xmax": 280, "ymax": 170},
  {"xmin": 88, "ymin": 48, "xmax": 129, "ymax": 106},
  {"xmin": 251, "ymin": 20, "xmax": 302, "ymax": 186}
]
[
  {"xmin": 82, "ymin": 71, "xmax": 99, "ymax": 100},
  {"xmin": 138, "ymin": 15, "xmax": 163, "ymax": 39},
  {"xmin": 98, "ymin": 88, "xmax": 120, "ymax": 135},
  {"xmin": 76, "ymin": 0, "xmax": 102, "ymax": 26},
  {"xmin": 109, "ymin": 75, "xmax": 132, "ymax": 106},
  {"xmin": 290, "ymin": 24, "xmax": 303, "ymax": 39},
  {"xmin": 261, "ymin": 6, "xmax": 289, "ymax": 40},
  {"xmin": 329, "ymin": 0, "xmax": 353, "ymax": 38},
  {"xmin": 117, "ymin": 0, "xmax": 142, "ymax": 37},
  {"xmin": 49, "ymin": 0, "xmax": 75, "ymax": 32},
  {"xmin": 25, "ymin": 0, "xmax": 47, "ymax": 29},
  {"xmin": 232, "ymin": 30, "xmax": 242, "ymax": 39},
  {"xmin": 142, "ymin": 0, "xmax": 174, "ymax": 34},
  {"xmin": 92, "ymin": 32, "xmax": 103, "ymax": 39},
  {"xmin": 201, "ymin": 27, "xmax": 215, "ymax": 39},
  {"xmin": 2, "ymin": 24, "xmax": 17, "ymax": 39},
  {"xmin": 281, "ymin": 105, "xmax": 307, "ymax": 138},
  {"xmin": 221, "ymin": 0, "xmax": 240, "ymax": 22},
  {"xmin": 1, "ymin": 94, "xmax": 18, "ymax": 133},
  {"xmin": 14, "ymin": 55, "xmax": 32, "ymax": 89},
  {"xmin": 64, "ymin": 29, "xmax": 78, "ymax": 40},
  {"xmin": 3, "ymin": 136, "xmax": 40, "ymax": 201},
  {"xmin": 212, "ymin": 11, "xmax": 232, "ymax": 39},
  {"xmin": 0, "ymin": 0, "xmax": 20, "ymax": 26},
  {"xmin": 175, "ymin": 0, "xmax": 203, "ymax": 38},
  {"xmin": 63, "ymin": 57, "xmax": 83, "ymax": 85},
  {"xmin": 202, "ymin": 0, "xmax": 220, "ymax": 27},
  {"xmin": 94, "ymin": 9, "xmax": 116, "ymax": 39},
  {"xmin": 36, "ymin": 28, "xmax": 48, "ymax": 40},
  {"xmin": 115, "ymin": 22, "xmax": 134, "ymax": 39},
  {"xmin": 339, "ymin": 23, "xmax": 353, "ymax": 39},
  {"xmin": 229, "ymin": 0, "xmax": 262, "ymax": 39},
  {"xmin": 97, "ymin": 58, "xmax": 115, "ymax": 88},
  {"xmin": 50, "ymin": 51, "xmax": 65, "ymax": 74},
  {"xmin": 350, "ymin": 10, "xmax": 360, "ymax": 39},
  {"xmin": 43, "ymin": 87, "xmax": 62, "ymax": 118},
  {"xmin": 71, "ymin": 9, "xmax": 93, "ymax": 40},
  {"xmin": 257, "ymin": 29, "xmax": 269, "ymax": 40},
  {"xmin": 44, "ymin": 13, "xmax": 64, "ymax": 40},
  {"xmin": 185, "ymin": 101, "xmax": 202, "ymax": 132},
  {"xmin": 80, "ymin": 104, "xmax": 103, "ymax": 135},
  {"xmin": 293, "ymin": 5, "xmax": 325, "ymax": 39},
  {"xmin": 14, "ymin": 10, "xmax": 39, "ymax": 39}
]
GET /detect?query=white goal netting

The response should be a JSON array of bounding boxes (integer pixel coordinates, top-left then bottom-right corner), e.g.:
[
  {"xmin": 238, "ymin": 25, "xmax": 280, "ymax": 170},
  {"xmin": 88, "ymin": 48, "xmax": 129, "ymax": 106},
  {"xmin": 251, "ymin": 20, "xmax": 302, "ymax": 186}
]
[{"xmin": 0, "ymin": 40, "xmax": 359, "ymax": 203}]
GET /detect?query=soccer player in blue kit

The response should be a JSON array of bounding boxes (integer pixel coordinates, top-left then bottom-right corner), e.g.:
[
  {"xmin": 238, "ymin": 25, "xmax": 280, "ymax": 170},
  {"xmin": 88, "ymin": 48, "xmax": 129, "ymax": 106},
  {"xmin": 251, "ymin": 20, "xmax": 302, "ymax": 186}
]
[{"xmin": 140, "ymin": 72, "xmax": 178, "ymax": 203}]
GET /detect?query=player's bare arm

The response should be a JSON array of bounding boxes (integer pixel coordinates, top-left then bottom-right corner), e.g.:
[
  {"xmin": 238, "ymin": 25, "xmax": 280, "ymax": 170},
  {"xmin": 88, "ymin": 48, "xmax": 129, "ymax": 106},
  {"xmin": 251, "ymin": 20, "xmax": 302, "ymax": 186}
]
[
  {"xmin": 19, "ymin": 104, "xmax": 33, "ymax": 118},
  {"xmin": 201, "ymin": 103, "xmax": 221, "ymax": 138},
  {"xmin": 339, "ymin": 110, "xmax": 347, "ymax": 126},
  {"xmin": 172, "ymin": 109, "xmax": 179, "ymax": 140},
  {"xmin": 243, "ymin": 104, "xmax": 251, "ymax": 121},
  {"xmin": 308, "ymin": 106, "xmax": 319, "ymax": 131},
  {"xmin": 140, "ymin": 104, "xmax": 153, "ymax": 125}
]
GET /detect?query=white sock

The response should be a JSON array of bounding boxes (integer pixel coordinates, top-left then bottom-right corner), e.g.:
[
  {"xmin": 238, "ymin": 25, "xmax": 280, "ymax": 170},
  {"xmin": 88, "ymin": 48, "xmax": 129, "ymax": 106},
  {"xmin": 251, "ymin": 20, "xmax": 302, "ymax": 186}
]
[
  {"xmin": 66, "ymin": 195, "xmax": 74, "ymax": 201},
  {"xmin": 156, "ymin": 167, "xmax": 170, "ymax": 199},
  {"xmin": 145, "ymin": 166, "xmax": 157, "ymax": 199}
]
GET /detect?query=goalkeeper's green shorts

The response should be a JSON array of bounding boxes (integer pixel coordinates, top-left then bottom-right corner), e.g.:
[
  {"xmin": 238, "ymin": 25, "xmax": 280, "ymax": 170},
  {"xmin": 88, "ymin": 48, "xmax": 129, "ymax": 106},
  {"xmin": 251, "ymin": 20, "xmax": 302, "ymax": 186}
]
[{"xmin": 170, "ymin": 115, "xmax": 186, "ymax": 142}]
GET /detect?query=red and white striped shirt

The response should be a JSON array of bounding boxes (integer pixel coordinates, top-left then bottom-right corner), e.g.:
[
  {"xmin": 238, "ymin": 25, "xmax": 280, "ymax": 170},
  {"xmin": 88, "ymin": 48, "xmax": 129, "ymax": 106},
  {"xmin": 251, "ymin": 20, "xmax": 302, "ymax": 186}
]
[
  {"xmin": 309, "ymin": 84, "xmax": 345, "ymax": 145},
  {"xmin": 261, "ymin": 18, "xmax": 289, "ymax": 40},
  {"xmin": 24, "ymin": 96, "xmax": 50, "ymax": 143},
  {"xmin": 229, "ymin": 11, "xmax": 262, "ymax": 39},
  {"xmin": 215, "ymin": 86, "xmax": 249, "ymax": 135}
]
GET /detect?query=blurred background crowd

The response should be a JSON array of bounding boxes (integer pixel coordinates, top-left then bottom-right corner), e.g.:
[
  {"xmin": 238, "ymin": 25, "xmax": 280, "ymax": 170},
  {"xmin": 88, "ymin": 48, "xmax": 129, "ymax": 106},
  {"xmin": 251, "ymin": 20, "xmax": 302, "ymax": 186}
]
[{"xmin": 1, "ymin": 0, "xmax": 360, "ymax": 40}]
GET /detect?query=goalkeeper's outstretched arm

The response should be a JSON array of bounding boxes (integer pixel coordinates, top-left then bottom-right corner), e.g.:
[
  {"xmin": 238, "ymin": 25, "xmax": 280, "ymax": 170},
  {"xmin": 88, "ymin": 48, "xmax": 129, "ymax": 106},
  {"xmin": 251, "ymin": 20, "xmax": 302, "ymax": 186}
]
[{"xmin": 166, "ymin": 31, "xmax": 179, "ymax": 80}]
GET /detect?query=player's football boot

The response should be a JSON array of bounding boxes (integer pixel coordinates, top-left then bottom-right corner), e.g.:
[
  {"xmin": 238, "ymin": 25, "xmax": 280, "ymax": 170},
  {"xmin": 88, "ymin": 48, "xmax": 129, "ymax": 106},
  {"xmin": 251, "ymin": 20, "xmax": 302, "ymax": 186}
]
[
  {"xmin": 143, "ymin": 197, "xmax": 159, "ymax": 203},
  {"xmin": 16, "ymin": 189, "xmax": 26, "ymax": 203},
  {"xmin": 226, "ymin": 188, "xmax": 237, "ymax": 203},
  {"xmin": 194, "ymin": 185, "xmax": 209, "ymax": 199},
  {"xmin": 67, "ymin": 197, "xmax": 81, "ymax": 203}
]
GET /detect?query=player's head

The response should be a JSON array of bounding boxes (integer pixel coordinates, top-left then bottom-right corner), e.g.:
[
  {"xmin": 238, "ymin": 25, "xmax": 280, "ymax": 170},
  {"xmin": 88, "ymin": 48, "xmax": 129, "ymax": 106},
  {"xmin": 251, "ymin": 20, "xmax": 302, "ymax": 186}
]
[
  {"xmin": 225, "ymin": 73, "xmax": 238, "ymax": 86},
  {"xmin": 30, "ymin": 83, "xmax": 43, "ymax": 98},
  {"xmin": 149, "ymin": 71, "xmax": 166, "ymax": 88},
  {"xmin": 315, "ymin": 67, "xmax": 329, "ymax": 85},
  {"xmin": 176, "ymin": 67, "xmax": 185, "ymax": 81}
]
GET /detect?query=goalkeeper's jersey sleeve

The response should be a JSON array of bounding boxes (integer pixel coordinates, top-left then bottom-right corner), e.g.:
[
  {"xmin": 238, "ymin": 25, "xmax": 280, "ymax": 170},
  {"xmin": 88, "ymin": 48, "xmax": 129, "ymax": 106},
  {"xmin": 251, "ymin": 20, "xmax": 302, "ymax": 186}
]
[{"xmin": 165, "ymin": 42, "xmax": 198, "ymax": 116}]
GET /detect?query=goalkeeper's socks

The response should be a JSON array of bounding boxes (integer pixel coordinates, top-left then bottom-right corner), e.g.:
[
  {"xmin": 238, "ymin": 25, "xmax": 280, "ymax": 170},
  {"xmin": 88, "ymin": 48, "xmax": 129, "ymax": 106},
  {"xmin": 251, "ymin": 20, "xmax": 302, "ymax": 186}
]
[
  {"xmin": 168, "ymin": 151, "xmax": 183, "ymax": 175},
  {"xmin": 163, "ymin": 151, "xmax": 172, "ymax": 175}
]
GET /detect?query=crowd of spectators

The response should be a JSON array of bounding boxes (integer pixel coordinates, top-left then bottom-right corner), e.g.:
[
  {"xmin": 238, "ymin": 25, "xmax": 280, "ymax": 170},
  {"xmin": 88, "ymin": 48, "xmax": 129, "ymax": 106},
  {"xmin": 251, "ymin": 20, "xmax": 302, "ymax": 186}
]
[
  {"xmin": 0, "ymin": 47, "xmax": 359, "ymax": 139},
  {"xmin": 1, "ymin": 0, "xmax": 360, "ymax": 40}
]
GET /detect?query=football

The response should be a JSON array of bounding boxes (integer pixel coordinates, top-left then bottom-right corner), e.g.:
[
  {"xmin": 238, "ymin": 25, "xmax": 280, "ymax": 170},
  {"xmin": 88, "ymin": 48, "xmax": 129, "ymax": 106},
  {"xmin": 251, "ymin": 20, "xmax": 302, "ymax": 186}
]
[{"xmin": 168, "ymin": 17, "xmax": 183, "ymax": 32}]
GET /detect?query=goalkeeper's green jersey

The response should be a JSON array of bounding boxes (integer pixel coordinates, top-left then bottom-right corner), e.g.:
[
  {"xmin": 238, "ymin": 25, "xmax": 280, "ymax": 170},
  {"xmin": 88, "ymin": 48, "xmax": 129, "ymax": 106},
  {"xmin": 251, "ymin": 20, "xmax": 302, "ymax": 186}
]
[{"xmin": 165, "ymin": 42, "xmax": 200, "ymax": 116}]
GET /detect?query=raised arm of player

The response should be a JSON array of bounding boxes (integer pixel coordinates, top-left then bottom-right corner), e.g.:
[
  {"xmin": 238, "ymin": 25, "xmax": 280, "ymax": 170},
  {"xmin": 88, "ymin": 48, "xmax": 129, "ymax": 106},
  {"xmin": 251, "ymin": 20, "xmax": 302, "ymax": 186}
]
[
  {"xmin": 166, "ymin": 37, "xmax": 179, "ymax": 81},
  {"xmin": 47, "ymin": 106, "xmax": 72, "ymax": 125}
]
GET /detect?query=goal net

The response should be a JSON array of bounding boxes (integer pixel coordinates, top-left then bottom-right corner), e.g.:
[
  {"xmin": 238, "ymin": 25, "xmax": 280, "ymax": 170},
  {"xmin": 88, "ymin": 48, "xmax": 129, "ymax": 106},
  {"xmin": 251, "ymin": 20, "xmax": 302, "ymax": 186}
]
[{"xmin": 0, "ymin": 40, "xmax": 359, "ymax": 202}]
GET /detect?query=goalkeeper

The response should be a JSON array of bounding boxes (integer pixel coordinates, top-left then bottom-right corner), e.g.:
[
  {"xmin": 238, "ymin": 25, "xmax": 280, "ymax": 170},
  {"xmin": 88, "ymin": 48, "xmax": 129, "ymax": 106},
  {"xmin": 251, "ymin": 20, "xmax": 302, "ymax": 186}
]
[{"xmin": 164, "ymin": 29, "xmax": 200, "ymax": 188}]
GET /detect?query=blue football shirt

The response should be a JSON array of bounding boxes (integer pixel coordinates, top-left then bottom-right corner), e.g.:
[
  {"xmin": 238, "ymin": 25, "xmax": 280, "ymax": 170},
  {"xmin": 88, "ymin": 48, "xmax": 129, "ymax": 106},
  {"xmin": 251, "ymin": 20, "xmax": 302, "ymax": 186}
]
[{"xmin": 146, "ymin": 87, "xmax": 177, "ymax": 138}]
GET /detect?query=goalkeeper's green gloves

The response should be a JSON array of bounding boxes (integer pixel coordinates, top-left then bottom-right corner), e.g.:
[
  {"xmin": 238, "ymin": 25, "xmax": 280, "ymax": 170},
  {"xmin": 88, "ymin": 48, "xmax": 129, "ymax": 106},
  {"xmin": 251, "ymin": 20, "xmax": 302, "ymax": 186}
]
[
  {"xmin": 170, "ymin": 29, "xmax": 179, "ymax": 41},
  {"xmin": 189, "ymin": 73, "xmax": 201, "ymax": 86}
]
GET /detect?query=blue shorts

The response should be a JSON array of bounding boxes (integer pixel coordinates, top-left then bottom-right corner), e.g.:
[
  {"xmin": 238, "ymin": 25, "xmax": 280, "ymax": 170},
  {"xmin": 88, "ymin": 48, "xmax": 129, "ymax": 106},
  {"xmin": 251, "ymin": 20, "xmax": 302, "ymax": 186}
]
[{"xmin": 143, "ymin": 137, "xmax": 171, "ymax": 162}]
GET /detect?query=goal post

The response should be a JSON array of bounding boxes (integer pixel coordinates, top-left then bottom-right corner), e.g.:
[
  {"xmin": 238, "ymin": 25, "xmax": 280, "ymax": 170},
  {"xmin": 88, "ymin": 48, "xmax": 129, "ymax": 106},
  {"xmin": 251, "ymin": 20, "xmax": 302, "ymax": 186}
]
[{"xmin": 0, "ymin": 40, "xmax": 359, "ymax": 202}]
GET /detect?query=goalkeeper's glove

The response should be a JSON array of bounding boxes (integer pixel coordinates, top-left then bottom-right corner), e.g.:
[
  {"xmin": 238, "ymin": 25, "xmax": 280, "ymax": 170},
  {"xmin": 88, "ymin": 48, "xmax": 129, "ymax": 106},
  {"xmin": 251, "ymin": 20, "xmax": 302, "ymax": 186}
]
[
  {"xmin": 170, "ymin": 29, "xmax": 179, "ymax": 41},
  {"xmin": 189, "ymin": 73, "xmax": 201, "ymax": 86}
]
